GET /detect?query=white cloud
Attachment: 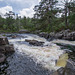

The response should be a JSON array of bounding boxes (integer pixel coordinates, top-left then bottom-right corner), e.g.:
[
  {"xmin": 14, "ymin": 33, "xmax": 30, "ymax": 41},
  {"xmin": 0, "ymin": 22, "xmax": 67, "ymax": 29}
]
[
  {"xmin": 0, "ymin": 0, "xmax": 3, "ymax": 1},
  {"xmin": 0, "ymin": 6, "xmax": 13, "ymax": 17},
  {"xmin": 0, "ymin": 0, "xmax": 41, "ymax": 18},
  {"xmin": 19, "ymin": 5, "xmax": 35, "ymax": 18},
  {"xmin": 4, "ymin": 0, "xmax": 40, "ymax": 18},
  {"xmin": 19, "ymin": 0, "xmax": 41, "ymax": 18}
]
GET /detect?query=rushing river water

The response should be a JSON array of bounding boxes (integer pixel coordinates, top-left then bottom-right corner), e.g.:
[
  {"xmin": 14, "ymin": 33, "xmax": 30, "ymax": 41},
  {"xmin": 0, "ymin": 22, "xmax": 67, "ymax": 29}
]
[{"xmin": 1, "ymin": 33, "xmax": 75, "ymax": 75}]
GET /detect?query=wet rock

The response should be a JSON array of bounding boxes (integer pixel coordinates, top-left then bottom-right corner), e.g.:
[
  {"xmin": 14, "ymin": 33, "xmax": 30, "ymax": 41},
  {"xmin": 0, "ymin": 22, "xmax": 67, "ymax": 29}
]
[
  {"xmin": 5, "ymin": 44, "xmax": 15, "ymax": 53},
  {"xmin": 0, "ymin": 34, "xmax": 15, "ymax": 74},
  {"xmin": 39, "ymin": 32, "xmax": 51, "ymax": 40},
  {"xmin": 19, "ymin": 29, "xmax": 30, "ymax": 33},
  {"xmin": 51, "ymin": 67, "xmax": 65, "ymax": 75},
  {"xmin": 11, "ymin": 35, "xmax": 17, "ymax": 38},
  {"xmin": 25, "ymin": 39, "xmax": 44, "ymax": 46},
  {"xmin": 63, "ymin": 31, "xmax": 75, "ymax": 41},
  {"xmin": 0, "ymin": 35, "xmax": 9, "ymax": 45},
  {"xmin": 54, "ymin": 29, "xmax": 75, "ymax": 41},
  {"xmin": 39, "ymin": 32, "xmax": 48, "ymax": 38},
  {"xmin": 0, "ymin": 44, "xmax": 15, "ymax": 54},
  {"xmin": 0, "ymin": 54, "xmax": 6, "ymax": 63},
  {"xmin": 38, "ymin": 29, "xmax": 75, "ymax": 41},
  {"xmin": 0, "ymin": 61, "xmax": 8, "ymax": 75},
  {"xmin": 55, "ymin": 33, "xmax": 63, "ymax": 39},
  {"xmin": 0, "ymin": 46, "xmax": 6, "ymax": 54},
  {"xmin": 49, "ymin": 32, "xmax": 55, "ymax": 37},
  {"xmin": 54, "ymin": 29, "xmax": 70, "ymax": 39},
  {"xmin": 64, "ymin": 60, "xmax": 75, "ymax": 75},
  {"xmin": 51, "ymin": 60, "xmax": 75, "ymax": 75}
]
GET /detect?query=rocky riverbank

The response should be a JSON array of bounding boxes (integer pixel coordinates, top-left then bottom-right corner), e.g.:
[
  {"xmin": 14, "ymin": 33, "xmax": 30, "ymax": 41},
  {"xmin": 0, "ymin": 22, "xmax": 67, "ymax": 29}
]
[
  {"xmin": 38, "ymin": 29, "xmax": 75, "ymax": 41},
  {"xmin": 0, "ymin": 35, "xmax": 15, "ymax": 63},
  {"xmin": 38, "ymin": 30, "xmax": 75, "ymax": 75},
  {"xmin": 0, "ymin": 35, "xmax": 15, "ymax": 74}
]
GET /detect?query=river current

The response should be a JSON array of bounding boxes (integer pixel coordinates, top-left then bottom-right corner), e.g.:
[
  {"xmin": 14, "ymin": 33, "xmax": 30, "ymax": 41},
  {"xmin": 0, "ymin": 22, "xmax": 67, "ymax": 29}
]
[{"xmin": 3, "ymin": 33, "xmax": 75, "ymax": 75}]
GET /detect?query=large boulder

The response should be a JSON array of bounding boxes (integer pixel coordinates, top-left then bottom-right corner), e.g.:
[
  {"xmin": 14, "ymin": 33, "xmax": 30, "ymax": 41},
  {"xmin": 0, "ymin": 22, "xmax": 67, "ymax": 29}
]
[
  {"xmin": 38, "ymin": 29, "xmax": 75, "ymax": 41},
  {"xmin": 63, "ymin": 31, "xmax": 75, "ymax": 41},
  {"xmin": 51, "ymin": 60, "xmax": 75, "ymax": 75},
  {"xmin": 5, "ymin": 44, "xmax": 15, "ymax": 53},
  {"xmin": 0, "ymin": 44, "xmax": 15, "ymax": 54},
  {"xmin": 64, "ymin": 60, "xmax": 75, "ymax": 75},
  {"xmin": 55, "ymin": 29, "xmax": 70, "ymax": 39},
  {"xmin": 25, "ymin": 39, "xmax": 44, "ymax": 46},
  {"xmin": 39, "ymin": 32, "xmax": 50, "ymax": 39},
  {"xmin": 0, "ymin": 54, "xmax": 6, "ymax": 63},
  {"xmin": 0, "ymin": 35, "xmax": 9, "ymax": 45},
  {"xmin": 0, "ymin": 35, "xmax": 15, "ymax": 64},
  {"xmin": 0, "ymin": 46, "xmax": 6, "ymax": 54},
  {"xmin": 50, "ymin": 29, "xmax": 75, "ymax": 41},
  {"xmin": 55, "ymin": 33, "xmax": 63, "ymax": 39}
]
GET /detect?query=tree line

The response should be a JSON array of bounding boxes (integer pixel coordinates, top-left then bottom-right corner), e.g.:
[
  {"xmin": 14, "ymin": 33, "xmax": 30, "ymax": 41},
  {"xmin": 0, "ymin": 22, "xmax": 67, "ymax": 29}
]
[
  {"xmin": 0, "ymin": 11, "xmax": 34, "ymax": 32},
  {"xmin": 34, "ymin": 0, "xmax": 75, "ymax": 32},
  {"xmin": 0, "ymin": 0, "xmax": 75, "ymax": 33}
]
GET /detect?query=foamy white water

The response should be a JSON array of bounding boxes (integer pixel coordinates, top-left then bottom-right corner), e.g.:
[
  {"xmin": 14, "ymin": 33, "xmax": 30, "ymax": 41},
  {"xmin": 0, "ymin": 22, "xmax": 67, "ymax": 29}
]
[{"xmin": 8, "ymin": 34, "xmax": 64, "ymax": 71}]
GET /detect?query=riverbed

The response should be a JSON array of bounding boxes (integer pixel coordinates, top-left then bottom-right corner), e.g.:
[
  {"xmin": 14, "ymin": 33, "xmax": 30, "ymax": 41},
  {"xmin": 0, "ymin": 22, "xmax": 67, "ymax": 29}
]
[{"xmin": 1, "ymin": 33, "xmax": 75, "ymax": 75}]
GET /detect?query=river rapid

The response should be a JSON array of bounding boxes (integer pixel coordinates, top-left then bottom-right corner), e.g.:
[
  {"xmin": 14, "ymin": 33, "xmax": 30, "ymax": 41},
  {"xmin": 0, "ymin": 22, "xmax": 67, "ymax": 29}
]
[{"xmin": 2, "ymin": 33, "xmax": 75, "ymax": 75}]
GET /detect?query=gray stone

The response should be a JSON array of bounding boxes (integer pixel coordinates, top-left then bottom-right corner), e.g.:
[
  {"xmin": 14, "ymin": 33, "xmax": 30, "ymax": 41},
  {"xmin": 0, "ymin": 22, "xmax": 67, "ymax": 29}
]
[
  {"xmin": 0, "ymin": 53, "xmax": 6, "ymax": 63},
  {"xmin": 51, "ymin": 60, "xmax": 75, "ymax": 75},
  {"xmin": 64, "ymin": 60, "xmax": 75, "ymax": 75},
  {"xmin": 25, "ymin": 39, "xmax": 44, "ymax": 46},
  {"xmin": 5, "ymin": 44, "xmax": 15, "ymax": 53},
  {"xmin": 55, "ymin": 33, "xmax": 63, "ymax": 39},
  {"xmin": 0, "ymin": 35, "xmax": 9, "ymax": 45},
  {"xmin": 0, "ymin": 46, "xmax": 6, "ymax": 54}
]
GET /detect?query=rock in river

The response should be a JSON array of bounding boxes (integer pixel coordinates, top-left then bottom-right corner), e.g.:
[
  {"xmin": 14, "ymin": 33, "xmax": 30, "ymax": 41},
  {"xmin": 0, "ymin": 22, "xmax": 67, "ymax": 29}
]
[{"xmin": 25, "ymin": 39, "xmax": 44, "ymax": 46}]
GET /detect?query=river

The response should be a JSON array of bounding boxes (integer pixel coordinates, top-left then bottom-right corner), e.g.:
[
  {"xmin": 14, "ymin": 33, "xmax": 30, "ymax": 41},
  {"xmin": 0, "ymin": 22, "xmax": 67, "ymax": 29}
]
[{"xmin": 1, "ymin": 33, "xmax": 75, "ymax": 75}]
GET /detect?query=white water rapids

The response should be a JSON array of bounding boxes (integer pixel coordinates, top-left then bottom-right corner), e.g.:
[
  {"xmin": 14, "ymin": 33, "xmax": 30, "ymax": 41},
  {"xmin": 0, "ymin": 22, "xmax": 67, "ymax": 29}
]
[{"xmin": 8, "ymin": 34, "xmax": 65, "ymax": 71}]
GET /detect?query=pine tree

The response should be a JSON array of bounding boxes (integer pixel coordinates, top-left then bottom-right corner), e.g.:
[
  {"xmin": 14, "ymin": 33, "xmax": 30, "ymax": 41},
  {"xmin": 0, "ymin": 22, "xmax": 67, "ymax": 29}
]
[{"xmin": 34, "ymin": 0, "xmax": 59, "ymax": 31}]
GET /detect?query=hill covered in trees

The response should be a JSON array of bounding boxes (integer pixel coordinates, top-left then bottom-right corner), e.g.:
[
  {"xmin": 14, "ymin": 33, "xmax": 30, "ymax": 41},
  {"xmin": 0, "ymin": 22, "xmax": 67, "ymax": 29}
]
[{"xmin": 0, "ymin": 0, "xmax": 75, "ymax": 33}]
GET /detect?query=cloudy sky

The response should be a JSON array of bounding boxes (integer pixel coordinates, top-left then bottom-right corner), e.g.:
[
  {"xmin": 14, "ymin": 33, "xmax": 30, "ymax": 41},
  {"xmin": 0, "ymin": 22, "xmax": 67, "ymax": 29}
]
[
  {"xmin": 0, "ymin": 0, "xmax": 41, "ymax": 18},
  {"xmin": 0, "ymin": 0, "xmax": 71, "ymax": 18}
]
